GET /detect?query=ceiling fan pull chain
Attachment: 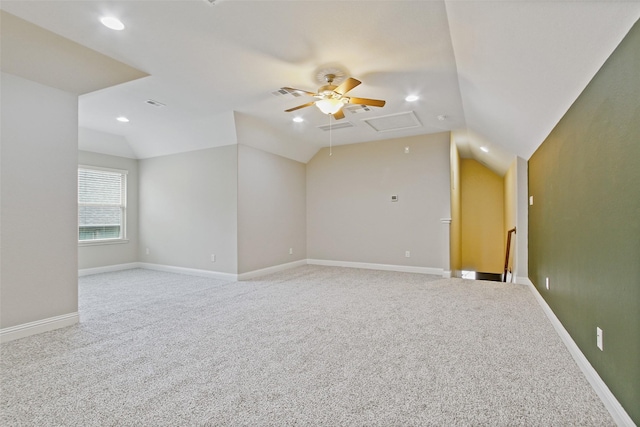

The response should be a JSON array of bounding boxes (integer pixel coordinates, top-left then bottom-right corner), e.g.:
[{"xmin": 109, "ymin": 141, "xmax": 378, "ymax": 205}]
[{"xmin": 329, "ymin": 114, "xmax": 333, "ymax": 156}]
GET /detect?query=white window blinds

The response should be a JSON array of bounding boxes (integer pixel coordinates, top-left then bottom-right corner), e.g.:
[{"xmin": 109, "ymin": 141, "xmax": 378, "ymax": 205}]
[{"xmin": 78, "ymin": 167, "xmax": 127, "ymax": 242}]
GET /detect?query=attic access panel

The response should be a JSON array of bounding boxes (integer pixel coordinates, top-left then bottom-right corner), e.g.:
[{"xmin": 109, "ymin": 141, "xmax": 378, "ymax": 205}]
[{"xmin": 363, "ymin": 111, "xmax": 422, "ymax": 132}]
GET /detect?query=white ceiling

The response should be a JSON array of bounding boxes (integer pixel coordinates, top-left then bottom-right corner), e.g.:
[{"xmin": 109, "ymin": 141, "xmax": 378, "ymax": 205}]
[{"xmin": 2, "ymin": 0, "xmax": 639, "ymax": 174}]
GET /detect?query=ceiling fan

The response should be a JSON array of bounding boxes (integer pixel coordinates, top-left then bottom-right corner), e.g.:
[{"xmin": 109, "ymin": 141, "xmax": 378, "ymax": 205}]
[{"xmin": 282, "ymin": 74, "xmax": 385, "ymax": 120}]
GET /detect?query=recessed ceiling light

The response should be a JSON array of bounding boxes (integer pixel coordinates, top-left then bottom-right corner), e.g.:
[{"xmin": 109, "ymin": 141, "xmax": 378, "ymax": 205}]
[
  {"xmin": 116, "ymin": 116, "xmax": 129, "ymax": 123},
  {"xmin": 405, "ymin": 95, "xmax": 419, "ymax": 102},
  {"xmin": 293, "ymin": 117, "xmax": 304, "ymax": 123},
  {"xmin": 100, "ymin": 16, "xmax": 125, "ymax": 31},
  {"xmin": 480, "ymin": 146, "xmax": 489, "ymax": 153}
]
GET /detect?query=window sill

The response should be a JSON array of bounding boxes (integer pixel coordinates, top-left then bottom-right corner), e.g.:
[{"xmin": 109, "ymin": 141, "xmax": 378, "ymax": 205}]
[{"xmin": 79, "ymin": 239, "xmax": 129, "ymax": 247}]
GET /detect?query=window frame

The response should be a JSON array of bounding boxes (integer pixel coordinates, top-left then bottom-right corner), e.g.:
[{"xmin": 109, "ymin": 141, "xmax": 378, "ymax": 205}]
[{"xmin": 78, "ymin": 165, "xmax": 129, "ymax": 246}]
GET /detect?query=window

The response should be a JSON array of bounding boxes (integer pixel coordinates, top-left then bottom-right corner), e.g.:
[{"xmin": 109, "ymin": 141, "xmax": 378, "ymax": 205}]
[{"xmin": 78, "ymin": 166, "xmax": 127, "ymax": 243}]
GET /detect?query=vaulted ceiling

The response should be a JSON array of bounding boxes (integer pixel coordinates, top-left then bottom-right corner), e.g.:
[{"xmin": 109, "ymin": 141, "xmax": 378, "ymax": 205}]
[{"xmin": 2, "ymin": 1, "xmax": 639, "ymax": 174}]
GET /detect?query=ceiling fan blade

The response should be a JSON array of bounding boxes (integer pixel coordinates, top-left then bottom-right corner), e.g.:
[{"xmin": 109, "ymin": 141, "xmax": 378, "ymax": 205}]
[
  {"xmin": 281, "ymin": 87, "xmax": 317, "ymax": 97},
  {"xmin": 348, "ymin": 97, "xmax": 386, "ymax": 108},
  {"xmin": 285, "ymin": 101, "xmax": 316, "ymax": 112},
  {"xmin": 334, "ymin": 77, "xmax": 361, "ymax": 95},
  {"xmin": 332, "ymin": 109, "xmax": 345, "ymax": 120}
]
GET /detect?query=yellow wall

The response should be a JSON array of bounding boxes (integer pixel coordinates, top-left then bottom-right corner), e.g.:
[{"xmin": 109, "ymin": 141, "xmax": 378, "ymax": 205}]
[{"xmin": 460, "ymin": 159, "xmax": 504, "ymax": 273}]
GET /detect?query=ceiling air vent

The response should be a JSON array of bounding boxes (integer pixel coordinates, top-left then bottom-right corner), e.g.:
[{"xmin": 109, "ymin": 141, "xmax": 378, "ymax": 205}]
[
  {"xmin": 363, "ymin": 111, "xmax": 422, "ymax": 132},
  {"xmin": 317, "ymin": 121, "xmax": 354, "ymax": 131},
  {"xmin": 145, "ymin": 99, "xmax": 166, "ymax": 108},
  {"xmin": 272, "ymin": 88, "xmax": 303, "ymax": 98},
  {"xmin": 344, "ymin": 104, "xmax": 371, "ymax": 114}
]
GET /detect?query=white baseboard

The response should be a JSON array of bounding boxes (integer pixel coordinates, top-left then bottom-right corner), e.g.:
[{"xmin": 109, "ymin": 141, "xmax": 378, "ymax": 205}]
[
  {"xmin": 1, "ymin": 312, "xmax": 79, "ymax": 343},
  {"xmin": 81, "ymin": 259, "xmax": 442, "ymax": 282},
  {"xmin": 238, "ymin": 259, "xmax": 308, "ymax": 281},
  {"xmin": 525, "ymin": 278, "xmax": 635, "ymax": 427},
  {"xmin": 79, "ymin": 262, "xmax": 141, "ymax": 277},
  {"xmin": 307, "ymin": 259, "xmax": 443, "ymax": 276},
  {"xmin": 137, "ymin": 262, "xmax": 237, "ymax": 281}
]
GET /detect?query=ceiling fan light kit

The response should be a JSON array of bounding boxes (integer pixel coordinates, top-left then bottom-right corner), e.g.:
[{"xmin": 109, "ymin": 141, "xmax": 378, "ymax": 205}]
[{"xmin": 315, "ymin": 98, "xmax": 345, "ymax": 115}]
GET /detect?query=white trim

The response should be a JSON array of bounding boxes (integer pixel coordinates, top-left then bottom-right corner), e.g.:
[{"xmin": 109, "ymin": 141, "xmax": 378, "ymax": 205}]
[
  {"xmin": 138, "ymin": 262, "xmax": 237, "ymax": 281},
  {"xmin": 238, "ymin": 259, "xmax": 308, "ymax": 281},
  {"xmin": 525, "ymin": 278, "xmax": 635, "ymax": 427},
  {"xmin": 1, "ymin": 312, "xmax": 79, "ymax": 343},
  {"xmin": 78, "ymin": 164, "xmax": 128, "ymax": 175},
  {"xmin": 78, "ymin": 238, "xmax": 130, "ymax": 247},
  {"xmin": 307, "ymin": 259, "xmax": 443, "ymax": 276},
  {"xmin": 80, "ymin": 259, "xmax": 444, "ymax": 280},
  {"xmin": 79, "ymin": 262, "xmax": 141, "ymax": 277}
]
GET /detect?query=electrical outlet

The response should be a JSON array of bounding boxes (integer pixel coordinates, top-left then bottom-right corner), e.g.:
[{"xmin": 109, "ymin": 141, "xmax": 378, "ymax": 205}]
[
  {"xmin": 545, "ymin": 277, "xmax": 550, "ymax": 290},
  {"xmin": 211, "ymin": 254, "xmax": 216, "ymax": 262},
  {"xmin": 404, "ymin": 146, "xmax": 410, "ymax": 154},
  {"xmin": 405, "ymin": 251, "xmax": 411, "ymax": 258},
  {"xmin": 529, "ymin": 196, "xmax": 534, "ymax": 205},
  {"xmin": 597, "ymin": 327, "xmax": 603, "ymax": 351},
  {"xmin": 289, "ymin": 248, "xmax": 293, "ymax": 255}
]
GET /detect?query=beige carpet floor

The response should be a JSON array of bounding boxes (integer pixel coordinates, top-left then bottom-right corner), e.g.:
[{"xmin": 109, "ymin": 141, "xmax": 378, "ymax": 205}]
[{"xmin": 0, "ymin": 266, "xmax": 614, "ymax": 426}]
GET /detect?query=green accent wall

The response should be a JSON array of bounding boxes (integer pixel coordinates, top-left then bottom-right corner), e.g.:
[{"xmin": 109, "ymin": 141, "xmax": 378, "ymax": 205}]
[{"xmin": 529, "ymin": 19, "xmax": 640, "ymax": 424}]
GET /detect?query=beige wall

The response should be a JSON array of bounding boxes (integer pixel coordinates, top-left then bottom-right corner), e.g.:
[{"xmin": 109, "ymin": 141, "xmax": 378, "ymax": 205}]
[
  {"xmin": 460, "ymin": 158, "xmax": 504, "ymax": 273},
  {"xmin": 307, "ymin": 133, "xmax": 451, "ymax": 269},
  {"xmin": 515, "ymin": 156, "xmax": 528, "ymax": 281},
  {"xmin": 501, "ymin": 156, "xmax": 529, "ymax": 282},
  {"xmin": 504, "ymin": 159, "xmax": 517, "ymax": 276},
  {"xmin": 85, "ymin": 144, "xmax": 306, "ymax": 276},
  {"xmin": 504, "ymin": 160, "xmax": 516, "ymax": 232},
  {"xmin": 450, "ymin": 139, "xmax": 462, "ymax": 275},
  {"xmin": 138, "ymin": 146, "xmax": 238, "ymax": 274},
  {"xmin": 78, "ymin": 151, "xmax": 139, "ymax": 270},
  {"xmin": 237, "ymin": 145, "xmax": 306, "ymax": 274},
  {"xmin": 1, "ymin": 73, "xmax": 78, "ymax": 328}
]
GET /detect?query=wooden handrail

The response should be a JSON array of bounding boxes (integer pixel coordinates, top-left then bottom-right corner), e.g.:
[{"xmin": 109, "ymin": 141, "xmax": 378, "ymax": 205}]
[{"xmin": 503, "ymin": 227, "xmax": 516, "ymax": 282}]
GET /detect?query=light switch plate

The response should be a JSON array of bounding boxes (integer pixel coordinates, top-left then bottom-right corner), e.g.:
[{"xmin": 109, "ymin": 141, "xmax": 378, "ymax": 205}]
[{"xmin": 597, "ymin": 327, "xmax": 603, "ymax": 351}]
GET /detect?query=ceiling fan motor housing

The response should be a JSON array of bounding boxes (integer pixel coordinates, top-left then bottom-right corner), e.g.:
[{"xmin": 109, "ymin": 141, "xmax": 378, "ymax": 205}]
[
  {"xmin": 318, "ymin": 85, "xmax": 338, "ymax": 96},
  {"xmin": 318, "ymin": 74, "xmax": 338, "ymax": 96}
]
